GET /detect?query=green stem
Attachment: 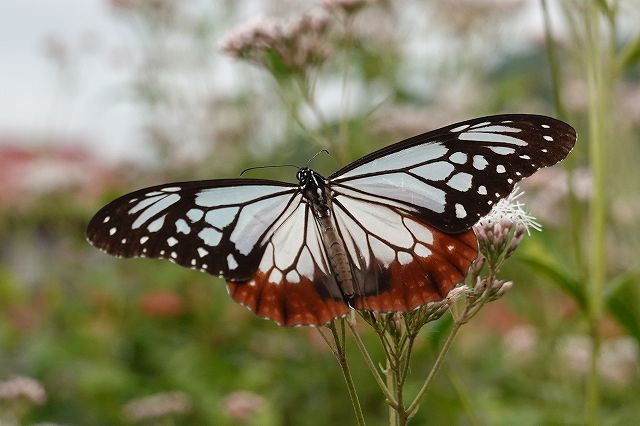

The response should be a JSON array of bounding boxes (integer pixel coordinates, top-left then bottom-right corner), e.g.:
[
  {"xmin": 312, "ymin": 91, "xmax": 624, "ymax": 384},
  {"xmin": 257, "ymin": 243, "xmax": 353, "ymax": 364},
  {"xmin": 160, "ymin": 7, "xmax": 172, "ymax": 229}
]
[
  {"xmin": 347, "ymin": 320, "xmax": 398, "ymax": 407},
  {"xmin": 386, "ymin": 358, "xmax": 398, "ymax": 426},
  {"xmin": 329, "ymin": 321, "xmax": 366, "ymax": 426},
  {"xmin": 406, "ymin": 316, "xmax": 462, "ymax": 417},
  {"xmin": 584, "ymin": 3, "xmax": 608, "ymax": 424},
  {"xmin": 446, "ymin": 364, "xmax": 482, "ymax": 426},
  {"xmin": 541, "ymin": 0, "xmax": 587, "ymax": 280}
]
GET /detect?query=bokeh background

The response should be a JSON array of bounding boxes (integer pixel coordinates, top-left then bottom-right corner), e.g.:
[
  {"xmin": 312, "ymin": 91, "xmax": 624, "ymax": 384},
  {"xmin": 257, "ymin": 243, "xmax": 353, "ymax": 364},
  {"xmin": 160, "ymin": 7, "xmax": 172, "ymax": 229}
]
[{"xmin": 1, "ymin": 0, "xmax": 639, "ymax": 425}]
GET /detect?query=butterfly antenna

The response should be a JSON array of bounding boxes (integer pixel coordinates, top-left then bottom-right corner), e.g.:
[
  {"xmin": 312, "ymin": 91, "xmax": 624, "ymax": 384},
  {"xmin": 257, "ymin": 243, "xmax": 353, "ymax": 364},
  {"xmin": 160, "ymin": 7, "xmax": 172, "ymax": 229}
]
[
  {"xmin": 240, "ymin": 164, "xmax": 300, "ymax": 176},
  {"xmin": 305, "ymin": 149, "xmax": 332, "ymax": 168}
]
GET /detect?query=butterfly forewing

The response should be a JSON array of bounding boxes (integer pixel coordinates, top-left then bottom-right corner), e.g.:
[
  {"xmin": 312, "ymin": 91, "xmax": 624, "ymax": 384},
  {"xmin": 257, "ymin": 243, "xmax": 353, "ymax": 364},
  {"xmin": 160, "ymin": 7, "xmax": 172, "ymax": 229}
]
[
  {"xmin": 86, "ymin": 179, "xmax": 298, "ymax": 281},
  {"xmin": 330, "ymin": 114, "xmax": 576, "ymax": 233}
]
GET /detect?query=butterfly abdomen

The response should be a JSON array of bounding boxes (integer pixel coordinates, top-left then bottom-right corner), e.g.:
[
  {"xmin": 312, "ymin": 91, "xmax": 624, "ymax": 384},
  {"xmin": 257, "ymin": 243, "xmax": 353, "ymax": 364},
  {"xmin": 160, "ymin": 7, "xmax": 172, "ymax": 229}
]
[{"xmin": 316, "ymin": 214, "xmax": 355, "ymax": 298}]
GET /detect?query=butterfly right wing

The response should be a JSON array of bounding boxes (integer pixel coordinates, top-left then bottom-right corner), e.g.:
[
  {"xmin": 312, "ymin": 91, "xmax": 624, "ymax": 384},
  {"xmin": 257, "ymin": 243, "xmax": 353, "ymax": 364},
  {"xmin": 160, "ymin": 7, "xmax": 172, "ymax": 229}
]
[{"xmin": 86, "ymin": 179, "xmax": 300, "ymax": 281}]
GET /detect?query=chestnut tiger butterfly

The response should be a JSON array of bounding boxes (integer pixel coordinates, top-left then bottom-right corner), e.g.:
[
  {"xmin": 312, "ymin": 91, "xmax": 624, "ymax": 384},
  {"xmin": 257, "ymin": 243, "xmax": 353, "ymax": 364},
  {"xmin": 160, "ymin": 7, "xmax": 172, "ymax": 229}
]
[{"xmin": 87, "ymin": 114, "xmax": 576, "ymax": 326}]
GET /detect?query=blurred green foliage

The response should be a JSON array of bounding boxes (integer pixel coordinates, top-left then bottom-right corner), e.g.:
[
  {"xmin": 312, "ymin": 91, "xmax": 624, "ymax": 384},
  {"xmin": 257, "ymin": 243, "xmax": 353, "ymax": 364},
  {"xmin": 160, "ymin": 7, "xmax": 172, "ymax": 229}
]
[{"xmin": 1, "ymin": 1, "xmax": 639, "ymax": 425}]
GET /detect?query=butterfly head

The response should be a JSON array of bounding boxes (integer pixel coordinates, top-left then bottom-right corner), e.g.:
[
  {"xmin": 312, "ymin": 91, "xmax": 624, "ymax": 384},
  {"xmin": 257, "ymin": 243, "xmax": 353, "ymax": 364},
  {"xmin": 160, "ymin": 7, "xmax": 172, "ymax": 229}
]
[{"xmin": 296, "ymin": 167, "xmax": 312, "ymax": 185}]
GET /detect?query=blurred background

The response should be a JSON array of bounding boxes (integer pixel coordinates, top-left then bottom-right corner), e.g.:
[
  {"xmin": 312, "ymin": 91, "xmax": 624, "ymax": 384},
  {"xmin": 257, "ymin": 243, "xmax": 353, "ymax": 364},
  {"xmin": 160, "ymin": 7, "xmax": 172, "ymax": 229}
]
[{"xmin": 1, "ymin": 0, "xmax": 639, "ymax": 424}]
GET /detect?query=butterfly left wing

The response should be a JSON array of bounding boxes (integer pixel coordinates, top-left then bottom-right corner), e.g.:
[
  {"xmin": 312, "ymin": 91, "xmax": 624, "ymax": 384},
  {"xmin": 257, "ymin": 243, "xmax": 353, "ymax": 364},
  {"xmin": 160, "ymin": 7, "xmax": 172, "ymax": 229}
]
[{"xmin": 86, "ymin": 179, "xmax": 299, "ymax": 281}]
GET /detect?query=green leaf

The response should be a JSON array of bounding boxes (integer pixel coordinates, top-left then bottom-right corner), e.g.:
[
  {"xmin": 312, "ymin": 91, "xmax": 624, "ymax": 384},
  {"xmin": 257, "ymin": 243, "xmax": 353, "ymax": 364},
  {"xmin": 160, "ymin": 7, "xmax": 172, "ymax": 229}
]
[
  {"xmin": 517, "ymin": 256, "xmax": 587, "ymax": 311},
  {"xmin": 617, "ymin": 34, "xmax": 640, "ymax": 73},
  {"xmin": 605, "ymin": 272, "xmax": 640, "ymax": 342}
]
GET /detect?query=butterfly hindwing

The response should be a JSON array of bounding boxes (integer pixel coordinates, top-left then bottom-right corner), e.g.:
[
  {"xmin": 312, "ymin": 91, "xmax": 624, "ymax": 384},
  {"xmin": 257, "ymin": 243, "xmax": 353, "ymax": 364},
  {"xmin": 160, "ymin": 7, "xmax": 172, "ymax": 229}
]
[
  {"xmin": 86, "ymin": 179, "xmax": 298, "ymax": 281},
  {"xmin": 330, "ymin": 114, "xmax": 576, "ymax": 233},
  {"xmin": 227, "ymin": 202, "xmax": 349, "ymax": 326},
  {"xmin": 331, "ymin": 193, "xmax": 477, "ymax": 312}
]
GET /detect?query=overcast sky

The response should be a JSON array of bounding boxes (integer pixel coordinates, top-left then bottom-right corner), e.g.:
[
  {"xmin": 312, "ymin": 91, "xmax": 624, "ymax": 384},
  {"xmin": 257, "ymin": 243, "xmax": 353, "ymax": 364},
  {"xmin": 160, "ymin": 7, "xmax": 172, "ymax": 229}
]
[{"xmin": 2, "ymin": 0, "xmax": 616, "ymax": 164}]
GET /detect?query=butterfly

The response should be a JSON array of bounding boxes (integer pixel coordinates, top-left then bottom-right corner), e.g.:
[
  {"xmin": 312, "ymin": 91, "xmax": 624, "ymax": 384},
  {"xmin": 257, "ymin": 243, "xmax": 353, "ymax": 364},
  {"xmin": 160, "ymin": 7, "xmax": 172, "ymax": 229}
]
[{"xmin": 86, "ymin": 114, "xmax": 576, "ymax": 326}]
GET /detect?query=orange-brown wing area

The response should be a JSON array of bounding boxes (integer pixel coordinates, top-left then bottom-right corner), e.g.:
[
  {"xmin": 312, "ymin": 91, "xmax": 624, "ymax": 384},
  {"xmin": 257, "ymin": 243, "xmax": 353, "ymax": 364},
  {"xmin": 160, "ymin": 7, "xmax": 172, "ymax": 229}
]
[
  {"xmin": 351, "ymin": 228, "xmax": 477, "ymax": 312},
  {"xmin": 226, "ymin": 202, "xmax": 349, "ymax": 326},
  {"xmin": 331, "ymin": 196, "xmax": 478, "ymax": 313},
  {"xmin": 227, "ymin": 273, "xmax": 349, "ymax": 327}
]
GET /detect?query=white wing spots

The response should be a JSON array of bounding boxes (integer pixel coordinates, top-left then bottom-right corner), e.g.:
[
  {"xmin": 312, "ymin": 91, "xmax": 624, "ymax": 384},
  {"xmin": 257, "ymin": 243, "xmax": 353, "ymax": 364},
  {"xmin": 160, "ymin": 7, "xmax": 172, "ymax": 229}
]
[
  {"xmin": 202, "ymin": 264, "xmax": 208, "ymax": 270},
  {"xmin": 338, "ymin": 143, "xmax": 448, "ymax": 179},
  {"xmin": 129, "ymin": 195, "xmax": 164, "ymax": 215},
  {"xmin": 415, "ymin": 243, "xmax": 432, "ymax": 258},
  {"xmin": 369, "ymin": 235, "xmax": 395, "ymax": 267},
  {"xmin": 230, "ymin": 194, "xmax": 292, "ymax": 255},
  {"xmin": 455, "ymin": 203, "xmax": 467, "ymax": 218},
  {"xmin": 516, "ymin": 171, "xmax": 522, "ymax": 176},
  {"xmin": 403, "ymin": 218, "xmax": 433, "ymax": 244},
  {"xmin": 140, "ymin": 236, "xmax": 149, "ymax": 244},
  {"xmin": 121, "ymin": 238, "xmax": 127, "ymax": 244},
  {"xmin": 198, "ymin": 227, "xmax": 222, "ymax": 246},
  {"xmin": 478, "ymin": 185, "xmax": 487, "ymax": 195},
  {"xmin": 507, "ymin": 178, "xmax": 514, "ymax": 184},
  {"xmin": 397, "ymin": 252, "xmax": 413, "ymax": 265},
  {"xmin": 488, "ymin": 200, "xmax": 493, "ymax": 205},
  {"xmin": 541, "ymin": 124, "xmax": 550, "ymax": 129},
  {"xmin": 473, "ymin": 125, "xmax": 522, "ymax": 133},
  {"xmin": 297, "ymin": 248, "xmax": 314, "ymax": 278},
  {"xmin": 109, "ymin": 227, "xmax": 117, "ymax": 236},
  {"xmin": 145, "ymin": 191, "xmax": 163, "ymax": 197},
  {"xmin": 162, "ymin": 186, "xmax": 181, "ymax": 192},
  {"xmin": 449, "ymin": 152, "xmax": 468, "ymax": 164},
  {"xmin": 334, "ymin": 206, "xmax": 371, "ymax": 268},
  {"xmin": 227, "ymin": 254, "xmax": 238, "ymax": 270},
  {"xmin": 258, "ymin": 243, "xmax": 274, "ymax": 272},
  {"xmin": 167, "ymin": 237, "xmax": 178, "ymax": 247},
  {"xmin": 470, "ymin": 121, "xmax": 491, "ymax": 128},
  {"xmin": 197, "ymin": 247, "xmax": 208, "ymax": 258},
  {"xmin": 187, "ymin": 209, "xmax": 204, "ymax": 222},
  {"xmin": 345, "ymin": 173, "xmax": 447, "ymax": 213},
  {"xmin": 541, "ymin": 148, "xmax": 548, "ymax": 153},
  {"xmin": 147, "ymin": 215, "xmax": 166, "ymax": 232},
  {"xmin": 268, "ymin": 268, "xmax": 283, "ymax": 284},
  {"xmin": 544, "ymin": 135, "xmax": 554, "ymax": 141},
  {"xmin": 333, "ymin": 186, "xmax": 410, "ymax": 212},
  {"xmin": 447, "ymin": 172, "xmax": 473, "ymax": 192},
  {"xmin": 285, "ymin": 270, "xmax": 300, "ymax": 284},
  {"xmin": 160, "ymin": 250, "xmax": 165, "ymax": 256},
  {"xmin": 489, "ymin": 146, "xmax": 515, "ymax": 155},
  {"xmin": 306, "ymin": 216, "xmax": 327, "ymax": 270},
  {"xmin": 205, "ymin": 207, "xmax": 238, "ymax": 229},
  {"xmin": 495, "ymin": 192, "xmax": 501, "ymax": 198},
  {"xmin": 496, "ymin": 165, "xmax": 506, "ymax": 174},
  {"xmin": 460, "ymin": 131, "xmax": 527, "ymax": 146},
  {"xmin": 449, "ymin": 124, "xmax": 470, "ymax": 133},
  {"xmin": 338, "ymin": 197, "xmax": 413, "ymax": 248},
  {"xmin": 272, "ymin": 204, "xmax": 305, "ymax": 270},
  {"xmin": 411, "ymin": 161, "xmax": 454, "ymax": 181},
  {"xmin": 447, "ymin": 245, "xmax": 455, "ymax": 251},
  {"xmin": 171, "ymin": 251, "xmax": 178, "ymax": 259},
  {"xmin": 450, "ymin": 124, "xmax": 470, "ymax": 132},
  {"xmin": 191, "ymin": 259, "xmax": 196, "ymax": 266},
  {"xmin": 473, "ymin": 155, "xmax": 488, "ymax": 170},
  {"xmin": 175, "ymin": 219, "xmax": 191, "ymax": 234},
  {"xmin": 131, "ymin": 194, "xmax": 180, "ymax": 229},
  {"xmin": 195, "ymin": 185, "xmax": 286, "ymax": 207},
  {"xmin": 103, "ymin": 216, "xmax": 110, "ymax": 223},
  {"xmin": 520, "ymin": 154, "xmax": 531, "ymax": 160}
]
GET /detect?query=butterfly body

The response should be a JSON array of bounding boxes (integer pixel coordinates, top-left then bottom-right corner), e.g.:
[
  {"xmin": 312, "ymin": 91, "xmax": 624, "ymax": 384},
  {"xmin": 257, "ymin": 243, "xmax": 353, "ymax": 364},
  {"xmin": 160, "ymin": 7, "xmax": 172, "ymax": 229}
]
[
  {"xmin": 87, "ymin": 114, "xmax": 576, "ymax": 326},
  {"xmin": 297, "ymin": 167, "xmax": 356, "ymax": 299}
]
